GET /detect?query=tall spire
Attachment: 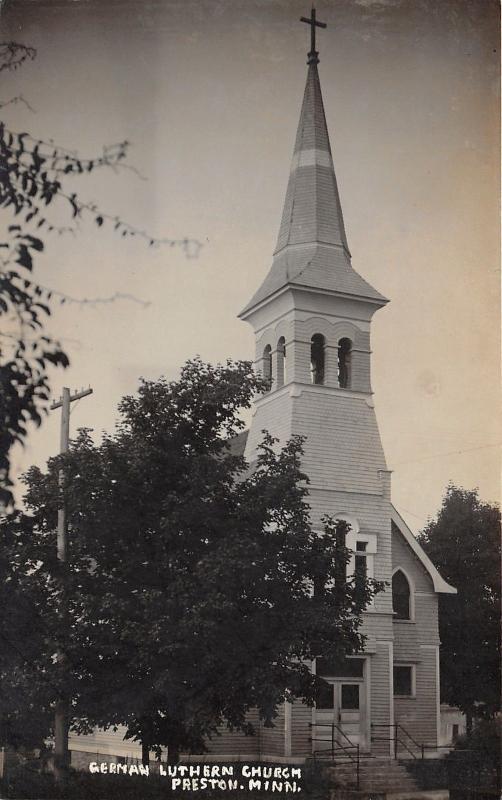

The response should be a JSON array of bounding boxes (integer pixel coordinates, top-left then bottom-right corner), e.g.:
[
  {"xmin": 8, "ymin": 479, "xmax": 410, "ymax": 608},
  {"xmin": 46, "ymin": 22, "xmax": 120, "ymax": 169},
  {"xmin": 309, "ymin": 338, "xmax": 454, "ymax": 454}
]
[
  {"xmin": 274, "ymin": 58, "xmax": 350, "ymax": 256},
  {"xmin": 240, "ymin": 9, "xmax": 386, "ymax": 318}
]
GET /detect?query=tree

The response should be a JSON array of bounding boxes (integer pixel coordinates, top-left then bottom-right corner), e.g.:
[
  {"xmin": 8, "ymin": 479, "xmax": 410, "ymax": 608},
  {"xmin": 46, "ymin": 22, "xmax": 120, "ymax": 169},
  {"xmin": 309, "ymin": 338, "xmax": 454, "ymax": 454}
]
[
  {"xmin": 1, "ymin": 358, "xmax": 382, "ymax": 762},
  {"xmin": 0, "ymin": 42, "xmax": 201, "ymax": 509},
  {"xmin": 418, "ymin": 485, "xmax": 501, "ymax": 730}
]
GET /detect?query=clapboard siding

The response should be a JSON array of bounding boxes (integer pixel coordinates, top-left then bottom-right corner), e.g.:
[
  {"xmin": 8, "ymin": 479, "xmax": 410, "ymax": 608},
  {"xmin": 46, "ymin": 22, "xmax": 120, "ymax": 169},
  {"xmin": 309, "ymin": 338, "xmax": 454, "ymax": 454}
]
[
  {"xmin": 292, "ymin": 391, "xmax": 387, "ymax": 494},
  {"xmin": 361, "ymin": 612, "xmax": 393, "ymax": 641},
  {"xmin": 244, "ymin": 388, "xmax": 293, "ymax": 464},
  {"xmin": 291, "ymin": 700, "xmax": 312, "ymax": 757},
  {"xmin": 393, "ymin": 622, "xmax": 420, "ymax": 660},
  {"xmin": 392, "ymin": 524, "xmax": 440, "ymax": 670},
  {"xmin": 415, "ymin": 595, "xmax": 440, "ymax": 644},
  {"xmin": 391, "ymin": 524, "xmax": 434, "ymax": 593},
  {"xmin": 394, "ymin": 647, "xmax": 438, "ymax": 751},
  {"xmin": 69, "ymin": 727, "xmax": 142, "ymax": 759},
  {"xmin": 205, "ymin": 711, "xmax": 260, "ymax": 757},
  {"xmin": 260, "ymin": 706, "xmax": 285, "ymax": 758},
  {"xmin": 370, "ymin": 643, "xmax": 392, "ymax": 757}
]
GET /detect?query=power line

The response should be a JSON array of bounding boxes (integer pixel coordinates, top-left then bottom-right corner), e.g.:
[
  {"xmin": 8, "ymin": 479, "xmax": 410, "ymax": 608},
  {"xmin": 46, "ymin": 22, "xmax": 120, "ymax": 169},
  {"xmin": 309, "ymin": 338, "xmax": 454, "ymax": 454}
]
[
  {"xmin": 394, "ymin": 504, "xmax": 426, "ymax": 524},
  {"xmin": 392, "ymin": 442, "xmax": 501, "ymax": 468}
]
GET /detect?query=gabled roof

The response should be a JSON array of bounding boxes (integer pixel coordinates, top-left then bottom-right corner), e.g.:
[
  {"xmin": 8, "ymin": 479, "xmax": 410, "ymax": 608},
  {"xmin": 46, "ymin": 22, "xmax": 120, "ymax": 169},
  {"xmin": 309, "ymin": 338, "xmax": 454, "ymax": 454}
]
[
  {"xmin": 240, "ymin": 62, "xmax": 387, "ymax": 318},
  {"xmin": 391, "ymin": 505, "xmax": 457, "ymax": 595}
]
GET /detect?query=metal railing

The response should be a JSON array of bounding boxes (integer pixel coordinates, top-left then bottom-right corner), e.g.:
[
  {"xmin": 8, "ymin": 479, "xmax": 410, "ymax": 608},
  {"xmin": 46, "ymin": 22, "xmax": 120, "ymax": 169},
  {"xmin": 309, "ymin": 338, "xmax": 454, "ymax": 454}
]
[
  {"xmin": 309, "ymin": 722, "xmax": 361, "ymax": 789},
  {"xmin": 371, "ymin": 722, "xmax": 455, "ymax": 759}
]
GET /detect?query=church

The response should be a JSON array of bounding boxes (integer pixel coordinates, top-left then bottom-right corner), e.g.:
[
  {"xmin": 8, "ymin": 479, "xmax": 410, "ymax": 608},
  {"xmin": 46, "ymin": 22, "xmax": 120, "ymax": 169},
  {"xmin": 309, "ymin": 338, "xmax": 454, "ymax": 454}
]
[
  {"xmin": 70, "ymin": 7, "xmax": 455, "ymax": 770},
  {"xmin": 198, "ymin": 8, "xmax": 456, "ymax": 764}
]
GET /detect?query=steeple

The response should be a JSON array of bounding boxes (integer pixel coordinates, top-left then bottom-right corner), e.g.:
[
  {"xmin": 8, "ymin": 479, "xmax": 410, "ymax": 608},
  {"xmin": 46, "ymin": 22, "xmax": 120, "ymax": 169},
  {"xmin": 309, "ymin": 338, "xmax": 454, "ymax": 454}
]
[
  {"xmin": 274, "ymin": 59, "xmax": 350, "ymax": 257},
  {"xmin": 240, "ymin": 12, "xmax": 386, "ymax": 319}
]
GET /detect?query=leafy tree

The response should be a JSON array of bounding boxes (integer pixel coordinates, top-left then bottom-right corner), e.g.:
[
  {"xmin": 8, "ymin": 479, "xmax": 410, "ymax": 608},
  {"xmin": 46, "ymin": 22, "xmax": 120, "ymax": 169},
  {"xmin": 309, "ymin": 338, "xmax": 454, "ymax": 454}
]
[
  {"xmin": 447, "ymin": 718, "xmax": 501, "ymax": 796},
  {"xmin": 418, "ymin": 485, "xmax": 501, "ymax": 730},
  {"xmin": 0, "ymin": 42, "xmax": 201, "ymax": 509},
  {"xmin": 1, "ymin": 358, "xmax": 382, "ymax": 762}
]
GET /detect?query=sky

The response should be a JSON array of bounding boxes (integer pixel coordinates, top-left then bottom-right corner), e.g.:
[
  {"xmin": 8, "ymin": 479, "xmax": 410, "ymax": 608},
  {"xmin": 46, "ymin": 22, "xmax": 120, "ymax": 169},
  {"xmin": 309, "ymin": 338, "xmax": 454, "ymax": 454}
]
[{"xmin": 1, "ymin": 0, "xmax": 500, "ymax": 530}]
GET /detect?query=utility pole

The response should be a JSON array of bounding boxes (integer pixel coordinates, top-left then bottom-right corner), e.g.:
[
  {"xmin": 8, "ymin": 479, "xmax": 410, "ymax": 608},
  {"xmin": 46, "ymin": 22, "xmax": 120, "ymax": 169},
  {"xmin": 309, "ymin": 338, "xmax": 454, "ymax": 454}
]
[{"xmin": 50, "ymin": 386, "xmax": 93, "ymax": 779}]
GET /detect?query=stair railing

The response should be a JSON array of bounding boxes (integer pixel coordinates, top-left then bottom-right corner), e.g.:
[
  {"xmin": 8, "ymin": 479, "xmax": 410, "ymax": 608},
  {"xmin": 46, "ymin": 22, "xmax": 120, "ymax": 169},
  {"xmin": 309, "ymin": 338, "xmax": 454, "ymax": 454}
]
[
  {"xmin": 309, "ymin": 722, "xmax": 361, "ymax": 789},
  {"xmin": 395, "ymin": 723, "xmax": 425, "ymax": 759},
  {"xmin": 371, "ymin": 722, "xmax": 425, "ymax": 759}
]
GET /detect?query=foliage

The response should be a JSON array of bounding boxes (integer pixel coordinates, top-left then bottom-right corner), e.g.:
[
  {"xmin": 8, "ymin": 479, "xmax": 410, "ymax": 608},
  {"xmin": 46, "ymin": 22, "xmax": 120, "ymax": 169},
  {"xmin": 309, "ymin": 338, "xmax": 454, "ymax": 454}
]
[
  {"xmin": 0, "ymin": 42, "xmax": 201, "ymax": 509},
  {"xmin": 418, "ymin": 485, "xmax": 501, "ymax": 724},
  {"xmin": 452, "ymin": 718, "xmax": 501, "ymax": 772},
  {"xmin": 0, "ymin": 358, "xmax": 382, "ymax": 758},
  {"xmin": 446, "ymin": 718, "xmax": 501, "ymax": 798}
]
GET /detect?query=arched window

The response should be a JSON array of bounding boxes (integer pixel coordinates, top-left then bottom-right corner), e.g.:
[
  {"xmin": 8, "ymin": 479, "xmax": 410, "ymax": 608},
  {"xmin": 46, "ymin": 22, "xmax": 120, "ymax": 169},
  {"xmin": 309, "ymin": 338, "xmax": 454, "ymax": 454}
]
[
  {"xmin": 392, "ymin": 570, "xmax": 411, "ymax": 620},
  {"xmin": 277, "ymin": 336, "xmax": 286, "ymax": 387},
  {"xmin": 263, "ymin": 344, "xmax": 272, "ymax": 389},
  {"xmin": 338, "ymin": 338, "xmax": 352, "ymax": 388},
  {"xmin": 310, "ymin": 334, "xmax": 325, "ymax": 385}
]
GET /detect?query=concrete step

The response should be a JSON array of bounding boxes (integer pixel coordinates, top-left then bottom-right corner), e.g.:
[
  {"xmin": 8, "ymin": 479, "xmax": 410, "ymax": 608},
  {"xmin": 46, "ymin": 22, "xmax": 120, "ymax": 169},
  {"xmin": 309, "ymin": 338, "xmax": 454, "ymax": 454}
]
[{"xmin": 329, "ymin": 760, "xmax": 420, "ymax": 793}]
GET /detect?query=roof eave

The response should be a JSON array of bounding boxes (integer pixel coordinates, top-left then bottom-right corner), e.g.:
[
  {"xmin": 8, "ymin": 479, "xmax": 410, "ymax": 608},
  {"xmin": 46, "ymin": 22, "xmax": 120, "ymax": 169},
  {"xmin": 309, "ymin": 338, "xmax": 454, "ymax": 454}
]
[
  {"xmin": 239, "ymin": 281, "xmax": 389, "ymax": 321},
  {"xmin": 391, "ymin": 505, "xmax": 457, "ymax": 594}
]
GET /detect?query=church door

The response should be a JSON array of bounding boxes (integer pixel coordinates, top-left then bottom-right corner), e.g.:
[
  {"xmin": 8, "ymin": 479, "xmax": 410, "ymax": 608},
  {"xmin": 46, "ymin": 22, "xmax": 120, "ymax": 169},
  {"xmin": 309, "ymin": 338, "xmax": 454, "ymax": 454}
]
[{"xmin": 313, "ymin": 657, "xmax": 367, "ymax": 755}]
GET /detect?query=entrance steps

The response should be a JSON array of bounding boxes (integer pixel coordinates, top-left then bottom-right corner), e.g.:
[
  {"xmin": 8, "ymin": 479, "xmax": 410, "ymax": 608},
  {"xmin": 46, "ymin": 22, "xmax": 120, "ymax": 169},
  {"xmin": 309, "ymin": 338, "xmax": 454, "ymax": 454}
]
[{"xmin": 328, "ymin": 757, "xmax": 420, "ymax": 793}]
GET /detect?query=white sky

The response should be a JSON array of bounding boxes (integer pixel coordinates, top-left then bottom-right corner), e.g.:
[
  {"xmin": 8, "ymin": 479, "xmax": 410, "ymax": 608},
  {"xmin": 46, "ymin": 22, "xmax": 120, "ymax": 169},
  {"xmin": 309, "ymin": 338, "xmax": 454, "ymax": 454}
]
[{"xmin": 2, "ymin": 0, "xmax": 500, "ymax": 529}]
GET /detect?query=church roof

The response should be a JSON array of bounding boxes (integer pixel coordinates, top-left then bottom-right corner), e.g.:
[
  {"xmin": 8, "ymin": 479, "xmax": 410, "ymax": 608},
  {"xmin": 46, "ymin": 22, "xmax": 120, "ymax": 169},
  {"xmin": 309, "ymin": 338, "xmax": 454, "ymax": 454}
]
[
  {"xmin": 240, "ymin": 59, "xmax": 387, "ymax": 317},
  {"xmin": 391, "ymin": 506, "xmax": 457, "ymax": 594}
]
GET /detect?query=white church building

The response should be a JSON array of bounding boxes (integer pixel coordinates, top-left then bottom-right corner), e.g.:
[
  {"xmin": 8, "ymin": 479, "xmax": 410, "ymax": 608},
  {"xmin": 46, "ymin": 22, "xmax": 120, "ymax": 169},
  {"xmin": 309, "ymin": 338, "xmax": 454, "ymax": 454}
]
[
  {"xmin": 70, "ymin": 8, "xmax": 455, "ymax": 770},
  {"xmin": 200, "ymin": 9, "xmax": 456, "ymax": 764}
]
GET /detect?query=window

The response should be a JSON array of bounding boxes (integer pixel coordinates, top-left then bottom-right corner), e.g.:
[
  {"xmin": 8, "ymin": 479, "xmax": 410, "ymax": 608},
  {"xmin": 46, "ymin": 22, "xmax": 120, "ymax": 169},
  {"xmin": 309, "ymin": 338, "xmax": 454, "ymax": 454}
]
[
  {"xmin": 345, "ymin": 531, "xmax": 376, "ymax": 585},
  {"xmin": 393, "ymin": 665, "xmax": 413, "ymax": 696},
  {"xmin": 317, "ymin": 656, "xmax": 364, "ymax": 679},
  {"xmin": 354, "ymin": 541, "xmax": 367, "ymax": 600},
  {"xmin": 276, "ymin": 336, "xmax": 286, "ymax": 387},
  {"xmin": 452, "ymin": 724, "xmax": 459, "ymax": 741},
  {"xmin": 310, "ymin": 334, "xmax": 325, "ymax": 385},
  {"xmin": 263, "ymin": 345, "xmax": 272, "ymax": 388},
  {"xmin": 341, "ymin": 684, "xmax": 360, "ymax": 710},
  {"xmin": 315, "ymin": 680, "xmax": 334, "ymax": 709},
  {"xmin": 338, "ymin": 338, "xmax": 352, "ymax": 388},
  {"xmin": 392, "ymin": 570, "xmax": 411, "ymax": 620},
  {"xmin": 334, "ymin": 523, "xmax": 348, "ymax": 594}
]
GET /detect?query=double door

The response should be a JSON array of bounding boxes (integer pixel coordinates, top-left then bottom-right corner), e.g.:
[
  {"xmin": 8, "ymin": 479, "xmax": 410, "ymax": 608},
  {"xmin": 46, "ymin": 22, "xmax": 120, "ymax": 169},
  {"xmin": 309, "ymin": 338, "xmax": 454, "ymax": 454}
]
[{"xmin": 314, "ymin": 679, "xmax": 366, "ymax": 753}]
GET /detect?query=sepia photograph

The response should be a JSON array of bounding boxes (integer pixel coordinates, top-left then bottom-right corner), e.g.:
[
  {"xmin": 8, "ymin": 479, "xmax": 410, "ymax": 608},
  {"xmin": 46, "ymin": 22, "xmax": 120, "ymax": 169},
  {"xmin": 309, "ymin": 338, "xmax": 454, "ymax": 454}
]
[{"xmin": 0, "ymin": 1, "xmax": 500, "ymax": 798}]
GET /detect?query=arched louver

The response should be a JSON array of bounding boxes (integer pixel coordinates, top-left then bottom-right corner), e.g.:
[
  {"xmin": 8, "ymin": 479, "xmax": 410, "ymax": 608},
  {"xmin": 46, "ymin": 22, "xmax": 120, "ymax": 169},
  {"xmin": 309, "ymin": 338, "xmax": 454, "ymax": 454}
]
[{"xmin": 310, "ymin": 334, "xmax": 325, "ymax": 385}]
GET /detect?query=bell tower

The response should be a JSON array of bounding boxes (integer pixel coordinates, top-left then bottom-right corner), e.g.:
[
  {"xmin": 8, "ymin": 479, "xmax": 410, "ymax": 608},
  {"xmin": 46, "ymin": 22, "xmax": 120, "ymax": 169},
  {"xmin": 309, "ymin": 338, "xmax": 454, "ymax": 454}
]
[
  {"xmin": 238, "ymin": 9, "xmax": 395, "ymax": 757},
  {"xmin": 239, "ymin": 12, "xmax": 390, "ymax": 513}
]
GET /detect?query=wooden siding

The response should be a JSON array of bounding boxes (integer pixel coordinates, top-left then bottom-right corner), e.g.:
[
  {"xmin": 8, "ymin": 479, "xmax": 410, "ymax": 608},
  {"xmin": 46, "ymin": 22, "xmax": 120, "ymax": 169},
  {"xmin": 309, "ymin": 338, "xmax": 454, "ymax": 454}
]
[
  {"xmin": 205, "ymin": 711, "xmax": 260, "ymax": 758},
  {"xmin": 391, "ymin": 523, "xmax": 434, "ymax": 593},
  {"xmin": 392, "ymin": 524, "xmax": 440, "ymax": 664},
  {"xmin": 260, "ymin": 706, "xmax": 286, "ymax": 758},
  {"xmin": 69, "ymin": 727, "xmax": 142, "ymax": 759},
  {"xmin": 291, "ymin": 700, "xmax": 312, "ymax": 758},
  {"xmin": 393, "ymin": 622, "xmax": 420, "ymax": 661},
  {"xmin": 291, "ymin": 390, "xmax": 387, "ymax": 495},
  {"xmin": 370, "ymin": 643, "xmax": 393, "ymax": 757},
  {"xmin": 394, "ymin": 647, "xmax": 438, "ymax": 751}
]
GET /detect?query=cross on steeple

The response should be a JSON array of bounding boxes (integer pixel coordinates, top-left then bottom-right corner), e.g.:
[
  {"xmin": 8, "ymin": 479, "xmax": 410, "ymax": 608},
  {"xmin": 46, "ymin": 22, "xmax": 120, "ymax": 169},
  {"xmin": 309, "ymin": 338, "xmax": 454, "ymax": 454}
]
[{"xmin": 300, "ymin": 6, "xmax": 327, "ymax": 66}]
